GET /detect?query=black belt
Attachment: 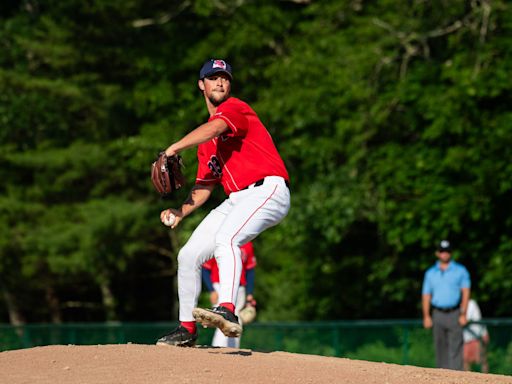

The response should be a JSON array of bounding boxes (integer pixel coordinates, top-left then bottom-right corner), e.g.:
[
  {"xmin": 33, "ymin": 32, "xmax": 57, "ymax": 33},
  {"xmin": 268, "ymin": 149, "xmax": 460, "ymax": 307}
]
[
  {"xmin": 241, "ymin": 178, "xmax": 290, "ymax": 190},
  {"xmin": 432, "ymin": 305, "xmax": 459, "ymax": 313}
]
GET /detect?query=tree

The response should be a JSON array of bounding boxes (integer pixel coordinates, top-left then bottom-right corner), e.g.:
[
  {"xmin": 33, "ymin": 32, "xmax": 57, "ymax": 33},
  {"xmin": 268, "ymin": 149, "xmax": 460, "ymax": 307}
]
[{"xmin": 1, "ymin": 0, "xmax": 511, "ymax": 323}]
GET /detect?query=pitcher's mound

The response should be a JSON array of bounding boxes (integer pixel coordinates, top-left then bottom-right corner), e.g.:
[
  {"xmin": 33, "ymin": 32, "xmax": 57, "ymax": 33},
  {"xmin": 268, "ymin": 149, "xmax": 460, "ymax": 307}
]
[{"xmin": 1, "ymin": 344, "xmax": 511, "ymax": 384}]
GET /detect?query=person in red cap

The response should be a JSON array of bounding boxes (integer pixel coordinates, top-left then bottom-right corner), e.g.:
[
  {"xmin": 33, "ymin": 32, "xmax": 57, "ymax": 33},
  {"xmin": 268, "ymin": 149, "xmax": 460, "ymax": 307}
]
[{"xmin": 156, "ymin": 59, "xmax": 290, "ymax": 347}]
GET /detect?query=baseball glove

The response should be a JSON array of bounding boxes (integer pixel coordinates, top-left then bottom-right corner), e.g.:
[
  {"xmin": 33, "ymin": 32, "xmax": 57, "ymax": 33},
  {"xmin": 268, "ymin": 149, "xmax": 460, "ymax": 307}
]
[
  {"xmin": 238, "ymin": 305, "xmax": 257, "ymax": 325},
  {"xmin": 151, "ymin": 152, "xmax": 185, "ymax": 198}
]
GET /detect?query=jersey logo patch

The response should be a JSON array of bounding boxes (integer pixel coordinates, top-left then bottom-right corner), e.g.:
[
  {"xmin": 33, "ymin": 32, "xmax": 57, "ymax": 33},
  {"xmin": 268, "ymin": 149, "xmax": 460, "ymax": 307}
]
[{"xmin": 207, "ymin": 155, "xmax": 222, "ymax": 178}]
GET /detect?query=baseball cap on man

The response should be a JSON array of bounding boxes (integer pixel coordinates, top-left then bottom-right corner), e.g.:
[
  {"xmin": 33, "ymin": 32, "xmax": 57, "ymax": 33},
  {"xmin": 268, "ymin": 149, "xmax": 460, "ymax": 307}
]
[
  {"xmin": 437, "ymin": 240, "xmax": 452, "ymax": 252},
  {"xmin": 199, "ymin": 59, "xmax": 233, "ymax": 80}
]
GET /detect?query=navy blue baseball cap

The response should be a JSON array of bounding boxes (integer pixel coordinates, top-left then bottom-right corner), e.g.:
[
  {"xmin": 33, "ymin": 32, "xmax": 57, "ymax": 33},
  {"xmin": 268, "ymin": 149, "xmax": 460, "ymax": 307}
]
[{"xmin": 199, "ymin": 59, "xmax": 233, "ymax": 80}]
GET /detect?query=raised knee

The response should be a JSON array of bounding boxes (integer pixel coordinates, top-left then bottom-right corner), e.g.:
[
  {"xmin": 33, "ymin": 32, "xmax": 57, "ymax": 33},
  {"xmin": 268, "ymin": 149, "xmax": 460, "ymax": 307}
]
[{"xmin": 215, "ymin": 232, "xmax": 246, "ymax": 250}]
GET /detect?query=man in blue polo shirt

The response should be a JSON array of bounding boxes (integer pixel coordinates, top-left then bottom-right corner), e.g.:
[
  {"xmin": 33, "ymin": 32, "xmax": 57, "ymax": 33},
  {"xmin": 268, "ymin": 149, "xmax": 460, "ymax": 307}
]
[{"xmin": 422, "ymin": 240, "xmax": 471, "ymax": 370}]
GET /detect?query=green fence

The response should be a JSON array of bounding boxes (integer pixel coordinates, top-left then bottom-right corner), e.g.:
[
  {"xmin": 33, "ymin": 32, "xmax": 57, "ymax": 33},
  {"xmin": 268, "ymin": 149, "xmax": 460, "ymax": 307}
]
[{"xmin": 1, "ymin": 319, "xmax": 511, "ymax": 375}]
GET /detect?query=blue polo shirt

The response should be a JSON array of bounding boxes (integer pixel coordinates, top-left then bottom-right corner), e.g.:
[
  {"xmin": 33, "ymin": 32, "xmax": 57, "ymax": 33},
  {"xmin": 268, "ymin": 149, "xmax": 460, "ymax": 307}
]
[{"xmin": 422, "ymin": 261, "xmax": 471, "ymax": 308}]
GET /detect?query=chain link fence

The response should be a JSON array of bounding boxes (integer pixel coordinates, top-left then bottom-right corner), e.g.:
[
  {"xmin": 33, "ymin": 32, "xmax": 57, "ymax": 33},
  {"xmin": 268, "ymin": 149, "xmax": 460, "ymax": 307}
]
[{"xmin": 1, "ymin": 319, "xmax": 511, "ymax": 375}]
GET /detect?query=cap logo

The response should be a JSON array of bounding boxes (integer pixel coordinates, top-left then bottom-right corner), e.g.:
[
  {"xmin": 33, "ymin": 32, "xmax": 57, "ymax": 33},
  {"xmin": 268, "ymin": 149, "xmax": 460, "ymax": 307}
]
[
  {"xmin": 212, "ymin": 60, "xmax": 227, "ymax": 70},
  {"xmin": 440, "ymin": 240, "xmax": 450, "ymax": 248}
]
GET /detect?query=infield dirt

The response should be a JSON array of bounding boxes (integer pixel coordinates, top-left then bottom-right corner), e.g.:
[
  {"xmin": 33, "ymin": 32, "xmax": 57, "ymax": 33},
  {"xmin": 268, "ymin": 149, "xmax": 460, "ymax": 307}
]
[{"xmin": 1, "ymin": 344, "xmax": 511, "ymax": 384}]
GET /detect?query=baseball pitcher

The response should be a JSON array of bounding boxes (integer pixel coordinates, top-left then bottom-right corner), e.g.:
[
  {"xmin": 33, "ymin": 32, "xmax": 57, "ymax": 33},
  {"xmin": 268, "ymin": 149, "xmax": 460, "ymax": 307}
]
[{"xmin": 156, "ymin": 59, "xmax": 290, "ymax": 347}]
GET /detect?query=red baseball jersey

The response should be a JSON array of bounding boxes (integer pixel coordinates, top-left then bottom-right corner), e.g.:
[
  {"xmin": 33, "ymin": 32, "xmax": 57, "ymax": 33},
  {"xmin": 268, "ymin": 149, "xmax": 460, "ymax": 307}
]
[
  {"xmin": 203, "ymin": 242, "xmax": 257, "ymax": 286},
  {"xmin": 195, "ymin": 97, "xmax": 289, "ymax": 195}
]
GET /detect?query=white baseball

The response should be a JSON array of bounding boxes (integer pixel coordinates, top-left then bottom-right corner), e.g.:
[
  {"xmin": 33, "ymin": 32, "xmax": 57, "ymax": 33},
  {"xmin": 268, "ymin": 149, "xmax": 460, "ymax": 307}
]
[{"xmin": 163, "ymin": 213, "xmax": 176, "ymax": 227}]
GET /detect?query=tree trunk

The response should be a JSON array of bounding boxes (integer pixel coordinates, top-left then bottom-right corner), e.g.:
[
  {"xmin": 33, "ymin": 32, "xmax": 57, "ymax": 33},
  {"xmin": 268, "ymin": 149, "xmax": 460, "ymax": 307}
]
[
  {"xmin": 45, "ymin": 284, "xmax": 62, "ymax": 323},
  {"xmin": 99, "ymin": 279, "xmax": 118, "ymax": 321},
  {"xmin": 1, "ymin": 285, "xmax": 25, "ymax": 325}
]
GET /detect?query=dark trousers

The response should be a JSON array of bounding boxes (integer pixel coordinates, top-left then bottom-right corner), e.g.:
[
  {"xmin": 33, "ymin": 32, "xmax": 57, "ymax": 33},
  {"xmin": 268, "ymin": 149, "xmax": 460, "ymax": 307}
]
[{"xmin": 433, "ymin": 309, "xmax": 463, "ymax": 370}]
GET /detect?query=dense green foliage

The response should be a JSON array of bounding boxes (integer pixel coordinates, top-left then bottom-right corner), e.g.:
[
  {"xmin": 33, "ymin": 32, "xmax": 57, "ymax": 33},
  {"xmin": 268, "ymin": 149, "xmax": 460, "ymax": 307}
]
[{"xmin": 1, "ymin": 0, "xmax": 511, "ymax": 323}]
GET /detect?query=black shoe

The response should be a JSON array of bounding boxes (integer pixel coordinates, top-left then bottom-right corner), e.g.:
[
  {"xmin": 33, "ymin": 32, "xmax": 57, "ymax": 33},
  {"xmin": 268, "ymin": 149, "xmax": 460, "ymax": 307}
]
[
  {"xmin": 156, "ymin": 325, "xmax": 198, "ymax": 347},
  {"xmin": 192, "ymin": 306, "xmax": 242, "ymax": 338}
]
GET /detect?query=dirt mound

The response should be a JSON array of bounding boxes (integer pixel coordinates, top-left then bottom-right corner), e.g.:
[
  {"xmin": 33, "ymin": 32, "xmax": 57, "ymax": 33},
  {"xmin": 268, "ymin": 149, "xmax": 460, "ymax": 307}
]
[{"xmin": 1, "ymin": 344, "xmax": 511, "ymax": 384}]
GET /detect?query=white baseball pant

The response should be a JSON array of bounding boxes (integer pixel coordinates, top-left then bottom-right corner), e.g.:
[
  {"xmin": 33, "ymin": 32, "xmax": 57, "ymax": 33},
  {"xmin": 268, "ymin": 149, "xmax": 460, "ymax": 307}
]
[{"xmin": 177, "ymin": 176, "xmax": 290, "ymax": 321}]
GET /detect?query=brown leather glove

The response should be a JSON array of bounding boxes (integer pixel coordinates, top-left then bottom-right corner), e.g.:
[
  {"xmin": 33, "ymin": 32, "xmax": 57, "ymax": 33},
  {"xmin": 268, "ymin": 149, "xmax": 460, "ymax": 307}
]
[{"xmin": 151, "ymin": 152, "xmax": 185, "ymax": 198}]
